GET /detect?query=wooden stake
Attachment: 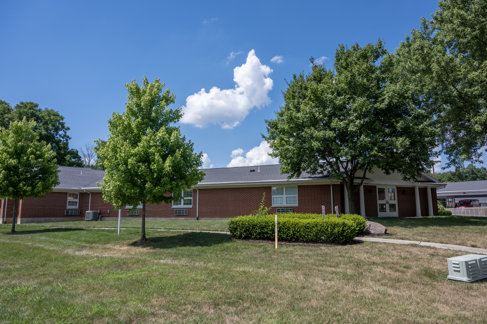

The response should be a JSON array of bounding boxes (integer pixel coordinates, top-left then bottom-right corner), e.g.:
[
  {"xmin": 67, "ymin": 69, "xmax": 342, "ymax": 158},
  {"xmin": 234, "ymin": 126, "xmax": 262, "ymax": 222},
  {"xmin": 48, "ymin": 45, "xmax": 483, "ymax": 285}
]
[{"xmin": 275, "ymin": 214, "xmax": 278, "ymax": 249}]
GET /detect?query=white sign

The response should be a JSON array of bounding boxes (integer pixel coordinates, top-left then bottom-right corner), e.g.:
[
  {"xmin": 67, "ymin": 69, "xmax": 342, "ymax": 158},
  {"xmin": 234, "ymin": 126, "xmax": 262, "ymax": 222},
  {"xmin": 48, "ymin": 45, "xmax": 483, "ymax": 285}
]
[
  {"xmin": 335, "ymin": 206, "xmax": 339, "ymax": 217},
  {"xmin": 322, "ymin": 205, "xmax": 326, "ymax": 218}
]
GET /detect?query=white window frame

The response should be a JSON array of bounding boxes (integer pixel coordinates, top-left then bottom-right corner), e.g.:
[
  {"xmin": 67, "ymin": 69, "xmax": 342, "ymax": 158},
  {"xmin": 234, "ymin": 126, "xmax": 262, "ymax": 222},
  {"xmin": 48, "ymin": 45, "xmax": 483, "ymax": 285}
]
[
  {"xmin": 66, "ymin": 192, "xmax": 79, "ymax": 209},
  {"xmin": 172, "ymin": 190, "xmax": 193, "ymax": 208},
  {"xmin": 125, "ymin": 203, "xmax": 143, "ymax": 209},
  {"xmin": 272, "ymin": 186, "xmax": 298, "ymax": 207}
]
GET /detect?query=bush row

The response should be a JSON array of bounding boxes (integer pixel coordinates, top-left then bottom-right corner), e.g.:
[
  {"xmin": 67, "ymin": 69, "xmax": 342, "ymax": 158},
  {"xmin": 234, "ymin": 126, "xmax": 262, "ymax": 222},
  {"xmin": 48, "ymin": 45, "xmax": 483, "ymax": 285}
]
[{"xmin": 229, "ymin": 213, "xmax": 367, "ymax": 244}]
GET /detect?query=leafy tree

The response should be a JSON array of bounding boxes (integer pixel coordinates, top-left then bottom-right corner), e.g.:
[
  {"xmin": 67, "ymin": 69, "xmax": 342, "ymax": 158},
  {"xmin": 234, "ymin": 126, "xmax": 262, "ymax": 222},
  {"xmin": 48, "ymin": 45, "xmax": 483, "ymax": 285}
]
[
  {"xmin": 0, "ymin": 100, "xmax": 12, "ymax": 130},
  {"xmin": 97, "ymin": 77, "xmax": 204, "ymax": 243},
  {"xmin": 264, "ymin": 41, "xmax": 438, "ymax": 214},
  {"xmin": 6, "ymin": 101, "xmax": 83, "ymax": 167},
  {"xmin": 436, "ymin": 164, "xmax": 487, "ymax": 182},
  {"xmin": 91, "ymin": 140, "xmax": 106, "ymax": 170},
  {"xmin": 393, "ymin": 0, "xmax": 487, "ymax": 167},
  {"xmin": 0, "ymin": 118, "xmax": 60, "ymax": 232}
]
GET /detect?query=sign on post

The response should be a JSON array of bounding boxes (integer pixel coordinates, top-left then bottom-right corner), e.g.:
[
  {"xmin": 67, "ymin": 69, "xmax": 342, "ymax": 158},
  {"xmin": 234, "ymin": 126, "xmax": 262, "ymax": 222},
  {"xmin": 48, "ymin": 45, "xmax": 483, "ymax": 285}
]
[
  {"xmin": 335, "ymin": 206, "xmax": 339, "ymax": 217},
  {"xmin": 322, "ymin": 205, "xmax": 326, "ymax": 218}
]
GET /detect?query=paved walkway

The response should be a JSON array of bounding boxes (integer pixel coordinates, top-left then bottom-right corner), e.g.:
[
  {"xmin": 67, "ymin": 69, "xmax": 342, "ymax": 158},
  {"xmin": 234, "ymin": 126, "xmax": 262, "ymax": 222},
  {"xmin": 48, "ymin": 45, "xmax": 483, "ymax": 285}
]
[{"xmin": 353, "ymin": 237, "xmax": 487, "ymax": 254}]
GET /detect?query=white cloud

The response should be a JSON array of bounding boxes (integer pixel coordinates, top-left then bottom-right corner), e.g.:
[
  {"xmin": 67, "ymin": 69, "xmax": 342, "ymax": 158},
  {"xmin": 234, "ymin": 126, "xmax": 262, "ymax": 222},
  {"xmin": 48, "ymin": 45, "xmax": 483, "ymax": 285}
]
[
  {"xmin": 227, "ymin": 141, "xmax": 279, "ymax": 167},
  {"xmin": 203, "ymin": 18, "xmax": 217, "ymax": 25},
  {"xmin": 230, "ymin": 148, "xmax": 244, "ymax": 158},
  {"xmin": 270, "ymin": 56, "xmax": 283, "ymax": 64},
  {"xmin": 181, "ymin": 50, "xmax": 273, "ymax": 129},
  {"xmin": 314, "ymin": 56, "xmax": 329, "ymax": 65},
  {"xmin": 201, "ymin": 153, "xmax": 213, "ymax": 169},
  {"xmin": 226, "ymin": 51, "xmax": 243, "ymax": 63}
]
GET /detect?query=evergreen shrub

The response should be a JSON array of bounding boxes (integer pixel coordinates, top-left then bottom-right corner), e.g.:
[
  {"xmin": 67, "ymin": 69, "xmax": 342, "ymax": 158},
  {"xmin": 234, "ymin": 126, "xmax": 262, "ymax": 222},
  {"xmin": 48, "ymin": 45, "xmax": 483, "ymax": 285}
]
[{"xmin": 229, "ymin": 213, "xmax": 366, "ymax": 244}]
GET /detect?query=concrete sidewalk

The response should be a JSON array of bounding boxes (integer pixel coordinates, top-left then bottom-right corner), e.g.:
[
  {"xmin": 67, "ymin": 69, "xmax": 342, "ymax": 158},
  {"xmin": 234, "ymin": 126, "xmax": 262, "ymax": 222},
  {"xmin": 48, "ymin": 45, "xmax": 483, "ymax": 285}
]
[{"xmin": 354, "ymin": 237, "xmax": 487, "ymax": 254}]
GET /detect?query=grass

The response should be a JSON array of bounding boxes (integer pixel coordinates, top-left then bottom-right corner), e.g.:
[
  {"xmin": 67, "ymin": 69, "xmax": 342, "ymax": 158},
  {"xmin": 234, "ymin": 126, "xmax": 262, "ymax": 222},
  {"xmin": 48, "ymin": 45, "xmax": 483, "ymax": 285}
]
[
  {"xmin": 1, "ymin": 220, "xmax": 487, "ymax": 323},
  {"xmin": 369, "ymin": 216, "xmax": 487, "ymax": 249}
]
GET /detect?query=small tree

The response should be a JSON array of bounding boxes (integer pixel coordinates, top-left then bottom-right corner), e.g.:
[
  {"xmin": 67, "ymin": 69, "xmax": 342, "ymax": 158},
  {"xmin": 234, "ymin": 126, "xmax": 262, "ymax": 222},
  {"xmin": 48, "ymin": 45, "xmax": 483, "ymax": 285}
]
[
  {"xmin": 0, "ymin": 118, "xmax": 59, "ymax": 232},
  {"xmin": 264, "ymin": 41, "xmax": 438, "ymax": 214},
  {"xmin": 97, "ymin": 77, "xmax": 204, "ymax": 243}
]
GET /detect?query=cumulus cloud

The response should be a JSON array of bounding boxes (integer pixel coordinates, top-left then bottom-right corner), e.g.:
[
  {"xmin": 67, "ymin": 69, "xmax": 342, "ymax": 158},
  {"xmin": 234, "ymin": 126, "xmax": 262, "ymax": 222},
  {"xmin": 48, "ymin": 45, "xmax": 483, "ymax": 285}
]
[
  {"xmin": 270, "ymin": 56, "xmax": 283, "ymax": 64},
  {"xmin": 230, "ymin": 148, "xmax": 244, "ymax": 158},
  {"xmin": 201, "ymin": 153, "xmax": 213, "ymax": 169},
  {"xmin": 227, "ymin": 141, "xmax": 279, "ymax": 167},
  {"xmin": 226, "ymin": 51, "xmax": 243, "ymax": 63},
  {"xmin": 203, "ymin": 18, "xmax": 217, "ymax": 25},
  {"xmin": 314, "ymin": 56, "xmax": 329, "ymax": 65},
  {"xmin": 181, "ymin": 50, "xmax": 273, "ymax": 129}
]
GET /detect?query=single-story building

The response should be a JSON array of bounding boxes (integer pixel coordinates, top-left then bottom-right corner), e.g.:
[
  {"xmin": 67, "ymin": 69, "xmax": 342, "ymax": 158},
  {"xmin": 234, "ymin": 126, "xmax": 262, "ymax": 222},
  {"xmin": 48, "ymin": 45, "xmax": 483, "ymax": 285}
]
[
  {"xmin": 0, "ymin": 164, "xmax": 443, "ymax": 224},
  {"xmin": 437, "ymin": 180, "xmax": 487, "ymax": 208}
]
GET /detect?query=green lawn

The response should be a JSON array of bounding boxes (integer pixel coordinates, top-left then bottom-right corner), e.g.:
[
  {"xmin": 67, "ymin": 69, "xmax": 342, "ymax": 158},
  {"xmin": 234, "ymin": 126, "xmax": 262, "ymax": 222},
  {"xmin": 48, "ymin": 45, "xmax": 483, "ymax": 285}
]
[{"xmin": 1, "ymin": 220, "xmax": 487, "ymax": 323}]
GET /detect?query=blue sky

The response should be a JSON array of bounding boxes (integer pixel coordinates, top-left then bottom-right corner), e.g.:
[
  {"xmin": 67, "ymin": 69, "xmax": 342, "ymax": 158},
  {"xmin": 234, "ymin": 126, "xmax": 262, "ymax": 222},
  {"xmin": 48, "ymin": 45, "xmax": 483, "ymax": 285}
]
[{"xmin": 1, "ymin": 0, "xmax": 452, "ymax": 170}]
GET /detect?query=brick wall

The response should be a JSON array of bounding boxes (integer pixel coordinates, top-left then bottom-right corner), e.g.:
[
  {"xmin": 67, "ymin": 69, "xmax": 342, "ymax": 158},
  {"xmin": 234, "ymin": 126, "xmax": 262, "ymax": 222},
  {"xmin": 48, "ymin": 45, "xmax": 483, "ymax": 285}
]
[
  {"xmin": 364, "ymin": 185, "xmax": 378, "ymax": 217},
  {"xmin": 0, "ymin": 198, "xmax": 20, "ymax": 223},
  {"xmin": 397, "ymin": 187, "xmax": 416, "ymax": 217},
  {"xmin": 432, "ymin": 188, "xmax": 438, "ymax": 215},
  {"xmin": 419, "ymin": 188, "xmax": 429, "ymax": 216}
]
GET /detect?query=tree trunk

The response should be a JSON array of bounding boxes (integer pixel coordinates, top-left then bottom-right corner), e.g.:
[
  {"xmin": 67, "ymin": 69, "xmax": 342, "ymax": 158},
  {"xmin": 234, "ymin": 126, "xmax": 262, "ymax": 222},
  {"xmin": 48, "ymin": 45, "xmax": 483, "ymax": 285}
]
[
  {"xmin": 138, "ymin": 202, "xmax": 148, "ymax": 244},
  {"xmin": 10, "ymin": 199, "xmax": 16, "ymax": 233},
  {"xmin": 345, "ymin": 178, "xmax": 356, "ymax": 215}
]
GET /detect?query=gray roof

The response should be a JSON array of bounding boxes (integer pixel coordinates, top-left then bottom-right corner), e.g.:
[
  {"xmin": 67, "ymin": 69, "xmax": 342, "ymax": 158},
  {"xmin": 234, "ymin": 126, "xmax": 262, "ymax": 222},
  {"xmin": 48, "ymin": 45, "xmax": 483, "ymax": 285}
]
[
  {"xmin": 437, "ymin": 180, "xmax": 487, "ymax": 193},
  {"xmin": 56, "ymin": 164, "xmax": 327, "ymax": 189},
  {"xmin": 199, "ymin": 164, "xmax": 327, "ymax": 183},
  {"xmin": 56, "ymin": 166, "xmax": 105, "ymax": 189}
]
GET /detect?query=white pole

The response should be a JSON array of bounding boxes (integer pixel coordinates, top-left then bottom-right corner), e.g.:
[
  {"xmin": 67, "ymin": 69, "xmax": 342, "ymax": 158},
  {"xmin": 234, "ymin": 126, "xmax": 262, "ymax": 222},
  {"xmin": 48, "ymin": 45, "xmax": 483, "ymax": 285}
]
[
  {"xmin": 322, "ymin": 205, "xmax": 326, "ymax": 218},
  {"xmin": 275, "ymin": 214, "xmax": 278, "ymax": 249},
  {"xmin": 118, "ymin": 208, "xmax": 121, "ymax": 235},
  {"xmin": 3, "ymin": 198, "xmax": 7, "ymax": 224}
]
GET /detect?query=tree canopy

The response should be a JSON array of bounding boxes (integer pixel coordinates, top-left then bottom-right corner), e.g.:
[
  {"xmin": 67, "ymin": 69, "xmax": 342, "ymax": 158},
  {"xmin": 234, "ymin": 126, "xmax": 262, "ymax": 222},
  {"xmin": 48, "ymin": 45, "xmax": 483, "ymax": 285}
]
[
  {"xmin": 0, "ymin": 118, "xmax": 60, "ymax": 232},
  {"xmin": 0, "ymin": 100, "xmax": 83, "ymax": 167},
  {"xmin": 393, "ymin": 0, "xmax": 487, "ymax": 167},
  {"xmin": 264, "ymin": 40, "xmax": 438, "ymax": 213},
  {"xmin": 436, "ymin": 164, "xmax": 487, "ymax": 183},
  {"xmin": 97, "ymin": 77, "xmax": 204, "ymax": 243}
]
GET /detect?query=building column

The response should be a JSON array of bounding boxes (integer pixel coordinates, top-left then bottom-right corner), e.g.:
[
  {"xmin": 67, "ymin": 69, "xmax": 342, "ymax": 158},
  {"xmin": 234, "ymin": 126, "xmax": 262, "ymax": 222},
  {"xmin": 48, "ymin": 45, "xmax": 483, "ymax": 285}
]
[
  {"xmin": 344, "ymin": 185, "xmax": 350, "ymax": 214},
  {"xmin": 414, "ymin": 186, "xmax": 422, "ymax": 217},
  {"xmin": 359, "ymin": 185, "xmax": 366, "ymax": 217},
  {"xmin": 427, "ymin": 187, "xmax": 433, "ymax": 216}
]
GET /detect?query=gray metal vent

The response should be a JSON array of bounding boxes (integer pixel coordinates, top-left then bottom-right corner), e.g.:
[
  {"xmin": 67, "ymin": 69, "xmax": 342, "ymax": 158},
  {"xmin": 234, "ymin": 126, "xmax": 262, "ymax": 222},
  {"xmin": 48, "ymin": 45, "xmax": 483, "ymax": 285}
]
[
  {"xmin": 65, "ymin": 209, "xmax": 80, "ymax": 216},
  {"xmin": 174, "ymin": 209, "xmax": 188, "ymax": 216},
  {"xmin": 128, "ymin": 210, "xmax": 139, "ymax": 216},
  {"xmin": 447, "ymin": 254, "xmax": 487, "ymax": 282},
  {"xmin": 276, "ymin": 208, "xmax": 293, "ymax": 214},
  {"xmin": 85, "ymin": 211, "xmax": 98, "ymax": 221}
]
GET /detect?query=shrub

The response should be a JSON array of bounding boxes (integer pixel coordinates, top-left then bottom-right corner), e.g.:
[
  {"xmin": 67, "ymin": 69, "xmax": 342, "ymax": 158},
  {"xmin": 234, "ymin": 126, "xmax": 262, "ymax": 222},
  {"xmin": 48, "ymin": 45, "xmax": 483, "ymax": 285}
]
[
  {"xmin": 252, "ymin": 193, "xmax": 272, "ymax": 217},
  {"xmin": 229, "ymin": 213, "xmax": 364, "ymax": 244},
  {"xmin": 437, "ymin": 201, "xmax": 453, "ymax": 216}
]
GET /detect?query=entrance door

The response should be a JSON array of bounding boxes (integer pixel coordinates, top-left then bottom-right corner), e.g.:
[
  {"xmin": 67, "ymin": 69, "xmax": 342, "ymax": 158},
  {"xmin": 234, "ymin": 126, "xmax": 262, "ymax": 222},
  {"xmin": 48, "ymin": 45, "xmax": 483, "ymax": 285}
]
[{"xmin": 377, "ymin": 186, "xmax": 399, "ymax": 217}]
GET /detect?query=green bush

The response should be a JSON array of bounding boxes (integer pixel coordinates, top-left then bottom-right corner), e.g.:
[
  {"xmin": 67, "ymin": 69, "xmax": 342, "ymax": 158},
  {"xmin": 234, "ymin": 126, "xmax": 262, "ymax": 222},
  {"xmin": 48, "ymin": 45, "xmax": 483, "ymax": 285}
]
[
  {"xmin": 437, "ymin": 201, "xmax": 453, "ymax": 216},
  {"xmin": 229, "ymin": 213, "xmax": 366, "ymax": 244}
]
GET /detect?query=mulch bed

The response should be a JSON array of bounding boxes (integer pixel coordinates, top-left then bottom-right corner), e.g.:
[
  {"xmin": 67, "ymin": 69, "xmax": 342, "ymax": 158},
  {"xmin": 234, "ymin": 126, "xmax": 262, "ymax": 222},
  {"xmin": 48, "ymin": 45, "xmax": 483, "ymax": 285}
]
[{"xmin": 233, "ymin": 238, "xmax": 363, "ymax": 247}]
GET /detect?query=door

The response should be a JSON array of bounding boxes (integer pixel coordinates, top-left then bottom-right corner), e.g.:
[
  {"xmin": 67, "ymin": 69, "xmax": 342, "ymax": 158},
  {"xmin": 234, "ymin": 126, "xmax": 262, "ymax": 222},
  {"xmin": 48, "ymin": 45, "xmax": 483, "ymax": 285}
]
[{"xmin": 377, "ymin": 186, "xmax": 399, "ymax": 217}]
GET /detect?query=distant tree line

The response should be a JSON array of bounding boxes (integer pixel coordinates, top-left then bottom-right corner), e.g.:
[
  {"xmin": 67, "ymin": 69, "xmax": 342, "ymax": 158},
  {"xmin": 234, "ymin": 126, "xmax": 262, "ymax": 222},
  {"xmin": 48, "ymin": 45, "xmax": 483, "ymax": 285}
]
[{"xmin": 435, "ymin": 164, "xmax": 487, "ymax": 183}]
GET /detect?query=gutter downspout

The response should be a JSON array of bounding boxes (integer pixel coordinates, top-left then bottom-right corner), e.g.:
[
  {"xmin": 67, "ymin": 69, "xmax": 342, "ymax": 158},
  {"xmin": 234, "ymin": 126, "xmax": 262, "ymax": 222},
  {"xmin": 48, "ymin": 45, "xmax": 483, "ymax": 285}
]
[
  {"xmin": 196, "ymin": 189, "xmax": 199, "ymax": 220},
  {"xmin": 89, "ymin": 192, "xmax": 92, "ymax": 211}
]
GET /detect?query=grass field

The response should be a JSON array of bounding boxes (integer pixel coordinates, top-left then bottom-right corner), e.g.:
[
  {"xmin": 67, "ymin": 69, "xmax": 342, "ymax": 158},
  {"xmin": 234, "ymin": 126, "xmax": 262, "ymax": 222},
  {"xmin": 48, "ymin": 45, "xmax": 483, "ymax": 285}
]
[{"xmin": 1, "ymin": 218, "xmax": 487, "ymax": 323}]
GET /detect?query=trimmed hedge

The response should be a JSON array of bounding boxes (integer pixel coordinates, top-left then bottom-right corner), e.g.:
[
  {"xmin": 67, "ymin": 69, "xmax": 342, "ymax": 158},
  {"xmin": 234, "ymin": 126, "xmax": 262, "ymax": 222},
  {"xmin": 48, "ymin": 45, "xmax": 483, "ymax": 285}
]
[{"xmin": 229, "ymin": 213, "xmax": 366, "ymax": 244}]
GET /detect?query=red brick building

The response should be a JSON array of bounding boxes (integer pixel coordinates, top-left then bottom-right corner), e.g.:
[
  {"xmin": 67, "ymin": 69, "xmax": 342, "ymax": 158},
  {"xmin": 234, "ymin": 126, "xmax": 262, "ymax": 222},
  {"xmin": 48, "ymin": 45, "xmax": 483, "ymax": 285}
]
[{"xmin": 0, "ymin": 165, "xmax": 443, "ymax": 224}]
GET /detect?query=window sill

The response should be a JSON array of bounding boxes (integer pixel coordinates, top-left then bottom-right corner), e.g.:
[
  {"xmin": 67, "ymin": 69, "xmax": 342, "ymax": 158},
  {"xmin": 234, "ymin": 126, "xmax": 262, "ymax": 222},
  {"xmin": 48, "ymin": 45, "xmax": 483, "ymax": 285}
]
[
  {"xmin": 172, "ymin": 206, "xmax": 193, "ymax": 208},
  {"xmin": 272, "ymin": 205, "xmax": 298, "ymax": 208}
]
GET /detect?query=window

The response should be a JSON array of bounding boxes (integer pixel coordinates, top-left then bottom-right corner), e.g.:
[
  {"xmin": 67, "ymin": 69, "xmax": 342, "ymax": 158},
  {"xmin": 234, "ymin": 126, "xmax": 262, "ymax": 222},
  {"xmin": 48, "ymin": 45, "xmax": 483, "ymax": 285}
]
[
  {"xmin": 126, "ymin": 203, "xmax": 142, "ymax": 209},
  {"xmin": 67, "ymin": 192, "xmax": 79, "ymax": 209},
  {"xmin": 272, "ymin": 186, "xmax": 298, "ymax": 206},
  {"xmin": 172, "ymin": 190, "xmax": 193, "ymax": 207}
]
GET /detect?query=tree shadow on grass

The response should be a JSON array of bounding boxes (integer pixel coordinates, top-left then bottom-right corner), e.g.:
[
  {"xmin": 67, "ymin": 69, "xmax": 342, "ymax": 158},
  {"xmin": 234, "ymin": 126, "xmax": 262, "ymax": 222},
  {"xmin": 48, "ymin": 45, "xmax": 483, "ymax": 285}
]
[
  {"xmin": 129, "ymin": 232, "xmax": 231, "ymax": 249},
  {"xmin": 0, "ymin": 228, "xmax": 85, "ymax": 235},
  {"xmin": 367, "ymin": 216, "xmax": 487, "ymax": 228}
]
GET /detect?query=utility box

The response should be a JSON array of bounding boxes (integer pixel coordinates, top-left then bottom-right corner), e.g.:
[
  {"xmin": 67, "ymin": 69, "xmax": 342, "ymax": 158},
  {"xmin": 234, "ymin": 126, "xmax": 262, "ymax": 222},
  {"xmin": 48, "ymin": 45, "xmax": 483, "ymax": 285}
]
[
  {"xmin": 85, "ymin": 211, "xmax": 98, "ymax": 221},
  {"xmin": 447, "ymin": 254, "xmax": 487, "ymax": 282}
]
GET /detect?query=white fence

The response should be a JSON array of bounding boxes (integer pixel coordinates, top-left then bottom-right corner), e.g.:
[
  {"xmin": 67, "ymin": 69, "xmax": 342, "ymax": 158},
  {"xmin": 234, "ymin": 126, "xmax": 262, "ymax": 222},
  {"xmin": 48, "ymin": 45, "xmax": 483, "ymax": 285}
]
[{"xmin": 446, "ymin": 207, "xmax": 487, "ymax": 217}]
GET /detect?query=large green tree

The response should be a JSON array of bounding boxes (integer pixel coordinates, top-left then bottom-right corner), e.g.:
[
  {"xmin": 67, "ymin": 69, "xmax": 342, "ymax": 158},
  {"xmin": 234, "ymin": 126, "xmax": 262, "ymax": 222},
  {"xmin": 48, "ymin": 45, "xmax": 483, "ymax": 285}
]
[
  {"xmin": 97, "ymin": 77, "xmax": 204, "ymax": 243},
  {"xmin": 264, "ymin": 41, "xmax": 438, "ymax": 214},
  {"xmin": 0, "ymin": 101, "xmax": 83, "ymax": 166},
  {"xmin": 436, "ymin": 164, "xmax": 487, "ymax": 183},
  {"xmin": 0, "ymin": 118, "xmax": 60, "ymax": 232},
  {"xmin": 393, "ymin": 0, "xmax": 487, "ymax": 168}
]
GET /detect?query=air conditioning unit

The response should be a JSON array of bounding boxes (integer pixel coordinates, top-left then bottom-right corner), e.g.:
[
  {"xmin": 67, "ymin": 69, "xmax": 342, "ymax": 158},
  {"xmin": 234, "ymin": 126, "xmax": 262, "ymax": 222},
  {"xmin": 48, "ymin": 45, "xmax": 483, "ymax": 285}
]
[
  {"xmin": 174, "ymin": 209, "xmax": 188, "ymax": 216},
  {"xmin": 85, "ymin": 211, "xmax": 98, "ymax": 221},
  {"xmin": 276, "ymin": 208, "xmax": 293, "ymax": 214},
  {"xmin": 447, "ymin": 254, "xmax": 487, "ymax": 282},
  {"xmin": 128, "ymin": 210, "xmax": 139, "ymax": 216},
  {"xmin": 65, "ymin": 209, "xmax": 80, "ymax": 216}
]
